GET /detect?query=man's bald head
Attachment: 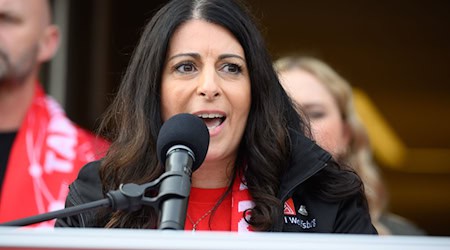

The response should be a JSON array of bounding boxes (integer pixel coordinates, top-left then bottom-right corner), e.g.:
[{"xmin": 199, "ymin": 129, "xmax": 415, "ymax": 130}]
[
  {"xmin": 0, "ymin": 0, "xmax": 59, "ymax": 86},
  {"xmin": 0, "ymin": 0, "xmax": 52, "ymax": 28}
]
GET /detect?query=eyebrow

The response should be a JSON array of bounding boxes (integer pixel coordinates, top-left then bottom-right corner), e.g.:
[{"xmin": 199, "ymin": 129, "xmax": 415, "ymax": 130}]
[
  {"xmin": 218, "ymin": 54, "xmax": 246, "ymax": 62},
  {"xmin": 167, "ymin": 53, "xmax": 246, "ymax": 62},
  {"xmin": 167, "ymin": 53, "xmax": 200, "ymax": 62},
  {"xmin": 301, "ymin": 103, "xmax": 325, "ymax": 109}
]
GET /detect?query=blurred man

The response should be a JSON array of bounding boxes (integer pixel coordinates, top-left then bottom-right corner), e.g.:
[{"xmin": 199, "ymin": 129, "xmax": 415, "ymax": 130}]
[{"xmin": 0, "ymin": 0, "xmax": 108, "ymax": 227}]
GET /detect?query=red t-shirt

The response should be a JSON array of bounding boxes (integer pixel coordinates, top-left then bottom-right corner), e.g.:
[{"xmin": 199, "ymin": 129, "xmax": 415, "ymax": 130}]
[{"xmin": 184, "ymin": 187, "xmax": 231, "ymax": 231}]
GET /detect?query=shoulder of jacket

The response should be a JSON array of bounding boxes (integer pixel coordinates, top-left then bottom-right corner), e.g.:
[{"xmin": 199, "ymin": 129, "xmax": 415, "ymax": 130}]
[
  {"xmin": 70, "ymin": 160, "xmax": 103, "ymax": 204},
  {"xmin": 77, "ymin": 160, "xmax": 101, "ymax": 180}
]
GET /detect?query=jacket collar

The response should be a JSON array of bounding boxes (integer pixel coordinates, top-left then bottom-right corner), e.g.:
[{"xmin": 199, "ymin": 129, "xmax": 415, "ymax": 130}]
[{"xmin": 277, "ymin": 129, "xmax": 332, "ymax": 200}]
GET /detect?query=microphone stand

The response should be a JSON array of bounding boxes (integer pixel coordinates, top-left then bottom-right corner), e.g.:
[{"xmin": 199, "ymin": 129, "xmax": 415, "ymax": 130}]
[{"xmin": 0, "ymin": 171, "xmax": 188, "ymax": 229}]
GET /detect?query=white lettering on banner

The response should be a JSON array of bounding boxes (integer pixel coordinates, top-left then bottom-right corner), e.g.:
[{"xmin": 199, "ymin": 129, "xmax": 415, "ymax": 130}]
[
  {"xmin": 44, "ymin": 150, "xmax": 73, "ymax": 173},
  {"xmin": 44, "ymin": 115, "xmax": 79, "ymax": 173},
  {"xmin": 238, "ymin": 216, "xmax": 250, "ymax": 232},
  {"xmin": 47, "ymin": 134, "xmax": 77, "ymax": 160},
  {"xmin": 48, "ymin": 115, "xmax": 76, "ymax": 135},
  {"xmin": 238, "ymin": 200, "xmax": 254, "ymax": 213},
  {"xmin": 237, "ymin": 200, "xmax": 254, "ymax": 232}
]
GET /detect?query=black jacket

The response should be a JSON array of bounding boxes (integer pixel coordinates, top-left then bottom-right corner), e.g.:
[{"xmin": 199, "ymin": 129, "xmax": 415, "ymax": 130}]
[{"xmin": 55, "ymin": 132, "xmax": 377, "ymax": 234}]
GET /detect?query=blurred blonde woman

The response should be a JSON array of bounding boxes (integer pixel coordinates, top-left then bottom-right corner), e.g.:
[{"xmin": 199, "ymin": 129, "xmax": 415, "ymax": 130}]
[{"xmin": 275, "ymin": 55, "xmax": 425, "ymax": 235}]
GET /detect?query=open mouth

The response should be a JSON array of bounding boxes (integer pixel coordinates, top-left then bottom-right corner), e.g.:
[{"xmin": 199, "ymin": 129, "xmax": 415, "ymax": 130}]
[{"xmin": 197, "ymin": 113, "xmax": 226, "ymax": 130}]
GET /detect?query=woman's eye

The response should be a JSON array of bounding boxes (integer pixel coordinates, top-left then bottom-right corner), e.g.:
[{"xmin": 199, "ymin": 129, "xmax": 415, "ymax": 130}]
[
  {"xmin": 175, "ymin": 63, "xmax": 196, "ymax": 73},
  {"xmin": 221, "ymin": 63, "xmax": 242, "ymax": 74},
  {"xmin": 307, "ymin": 111, "xmax": 326, "ymax": 120}
]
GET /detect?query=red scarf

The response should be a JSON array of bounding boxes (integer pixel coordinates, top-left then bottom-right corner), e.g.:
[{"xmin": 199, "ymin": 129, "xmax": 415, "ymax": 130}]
[
  {"xmin": 0, "ymin": 83, "xmax": 109, "ymax": 227},
  {"xmin": 231, "ymin": 175, "xmax": 254, "ymax": 232},
  {"xmin": 229, "ymin": 173, "xmax": 294, "ymax": 232}
]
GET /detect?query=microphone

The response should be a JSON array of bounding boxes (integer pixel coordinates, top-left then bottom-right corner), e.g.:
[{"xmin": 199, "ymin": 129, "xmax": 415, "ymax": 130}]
[{"xmin": 156, "ymin": 113, "xmax": 209, "ymax": 230}]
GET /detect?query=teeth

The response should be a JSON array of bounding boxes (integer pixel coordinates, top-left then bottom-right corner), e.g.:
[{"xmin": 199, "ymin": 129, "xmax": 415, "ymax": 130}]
[
  {"xmin": 197, "ymin": 113, "xmax": 224, "ymax": 119},
  {"xmin": 197, "ymin": 113, "xmax": 225, "ymax": 130}
]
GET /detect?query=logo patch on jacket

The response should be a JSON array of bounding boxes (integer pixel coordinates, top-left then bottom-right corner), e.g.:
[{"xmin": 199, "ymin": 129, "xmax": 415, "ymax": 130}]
[
  {"xmin": 284, "ymin": 198, "xmax": 296, "ymax": 215},
  {"xmin": 283, "ymin": 199, "xmax": 317, "ymax": 230},
  {"xmin": 298, "ymin": 205, "xmax": 308, "ymax": 216}
]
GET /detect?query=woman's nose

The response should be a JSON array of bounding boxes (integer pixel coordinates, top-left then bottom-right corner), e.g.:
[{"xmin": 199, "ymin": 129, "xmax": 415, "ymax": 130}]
[{"xmin": 197, "ymin": 67, "xmax": 221, "ymax": 100}]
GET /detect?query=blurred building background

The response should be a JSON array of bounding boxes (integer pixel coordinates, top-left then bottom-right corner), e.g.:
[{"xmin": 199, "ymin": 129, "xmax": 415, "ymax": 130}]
[{"xmin": 43, "ymin": 0, "xmax": 450, "ymax": 235}]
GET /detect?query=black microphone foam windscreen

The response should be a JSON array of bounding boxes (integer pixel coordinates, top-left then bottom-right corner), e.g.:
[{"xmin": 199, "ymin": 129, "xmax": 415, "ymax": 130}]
[{"xmin": 157, "ymin": 113, "xmax": 210, "ymax": 171}]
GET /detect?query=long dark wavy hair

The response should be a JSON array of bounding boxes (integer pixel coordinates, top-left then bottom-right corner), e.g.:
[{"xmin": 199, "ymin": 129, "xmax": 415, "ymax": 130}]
[{"xmin": 98, "ymin": 0, "xmax": 363, "ymax": 230}]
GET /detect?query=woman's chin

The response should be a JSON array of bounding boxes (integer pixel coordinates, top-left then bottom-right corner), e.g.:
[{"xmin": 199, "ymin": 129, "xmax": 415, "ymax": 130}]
[{"xmin": 202, "ymin": 150, "xmax": 230, "ymax": 164}]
